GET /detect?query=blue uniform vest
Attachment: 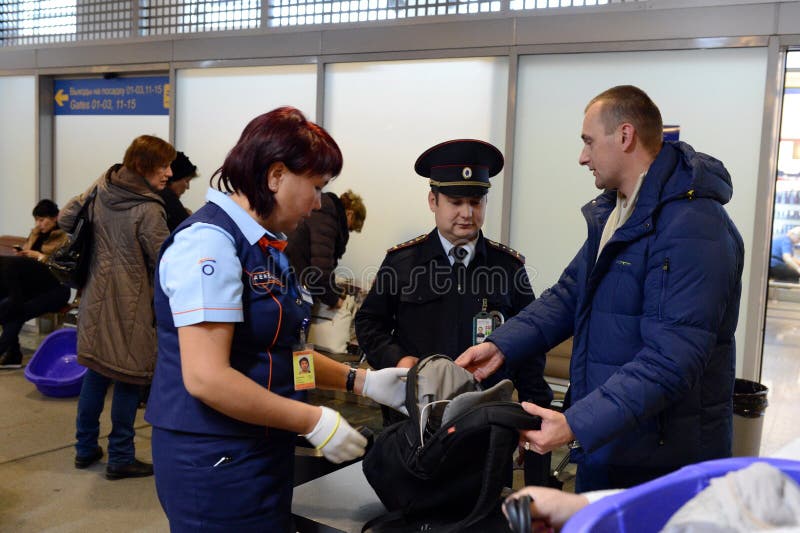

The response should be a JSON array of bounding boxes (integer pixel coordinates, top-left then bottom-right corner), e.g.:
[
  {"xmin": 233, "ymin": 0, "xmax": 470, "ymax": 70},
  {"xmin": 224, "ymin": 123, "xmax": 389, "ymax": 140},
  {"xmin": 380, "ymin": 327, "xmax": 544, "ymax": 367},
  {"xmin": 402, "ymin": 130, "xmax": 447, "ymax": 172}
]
[{"xmin": 145, "ymin": 202, "xmax": 310, "ymax": 438}]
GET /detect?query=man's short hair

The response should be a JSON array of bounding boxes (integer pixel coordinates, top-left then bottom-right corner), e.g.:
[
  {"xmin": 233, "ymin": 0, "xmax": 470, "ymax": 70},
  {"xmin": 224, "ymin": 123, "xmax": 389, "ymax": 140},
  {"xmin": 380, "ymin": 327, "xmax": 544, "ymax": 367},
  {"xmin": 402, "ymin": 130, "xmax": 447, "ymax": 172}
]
[{"xmin": 587, "ymin": 85, "xmax": 663, "ymax": 156}]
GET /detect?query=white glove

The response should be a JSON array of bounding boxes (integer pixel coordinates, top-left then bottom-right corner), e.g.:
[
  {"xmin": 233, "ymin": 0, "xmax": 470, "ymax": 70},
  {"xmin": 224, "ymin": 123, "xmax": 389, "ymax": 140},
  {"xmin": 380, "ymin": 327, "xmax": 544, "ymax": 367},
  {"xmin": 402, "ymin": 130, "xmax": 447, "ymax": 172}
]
[
  {"xmin": 304, "ymin": 406, "xmax": 367, "ymax": 464},
  {"xmin": 362, "ymin": 367, "xmax": 409, "ymax": 415}
]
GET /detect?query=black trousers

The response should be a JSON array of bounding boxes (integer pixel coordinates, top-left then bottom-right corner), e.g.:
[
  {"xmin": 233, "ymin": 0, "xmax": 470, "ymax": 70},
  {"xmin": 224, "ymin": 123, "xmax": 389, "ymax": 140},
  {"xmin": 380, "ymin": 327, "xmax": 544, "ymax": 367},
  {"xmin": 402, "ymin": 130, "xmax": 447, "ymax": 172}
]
[{"xmin": 0, "ymin": 256, "xmax": 70, "ymax": 351}]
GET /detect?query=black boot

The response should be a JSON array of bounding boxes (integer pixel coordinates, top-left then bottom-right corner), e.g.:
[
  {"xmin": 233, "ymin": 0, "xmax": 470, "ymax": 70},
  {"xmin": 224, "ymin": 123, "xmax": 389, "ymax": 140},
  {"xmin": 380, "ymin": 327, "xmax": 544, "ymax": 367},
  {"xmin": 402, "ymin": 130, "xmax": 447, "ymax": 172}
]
[
  {"xmin": 75, "ymin": 446, "xmax": 104, "ymax": 469},
  {"xmin": 0, "ymin": 343, "xmax": 22, "ymax": 369},
  {"xmin": 106, "ymin": 459, "xmax": 154, "ymax": 480}
]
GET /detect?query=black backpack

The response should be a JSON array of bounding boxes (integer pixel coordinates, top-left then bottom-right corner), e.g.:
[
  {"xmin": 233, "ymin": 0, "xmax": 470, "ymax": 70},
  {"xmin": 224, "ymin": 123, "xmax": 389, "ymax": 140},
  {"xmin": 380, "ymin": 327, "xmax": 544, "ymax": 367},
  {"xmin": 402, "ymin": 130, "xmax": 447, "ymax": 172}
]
[{"xmin": 362, "ymin": 355, "xmax": 541, "ymax": 532}]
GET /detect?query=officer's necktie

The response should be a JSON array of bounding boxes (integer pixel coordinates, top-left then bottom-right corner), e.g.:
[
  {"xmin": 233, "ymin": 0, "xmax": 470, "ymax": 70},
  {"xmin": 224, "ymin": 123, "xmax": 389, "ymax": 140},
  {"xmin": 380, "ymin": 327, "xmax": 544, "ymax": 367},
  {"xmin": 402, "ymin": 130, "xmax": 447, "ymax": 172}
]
[{"xmin": 452, "ymin": 245, "xmax": 468, "ymax": 294}]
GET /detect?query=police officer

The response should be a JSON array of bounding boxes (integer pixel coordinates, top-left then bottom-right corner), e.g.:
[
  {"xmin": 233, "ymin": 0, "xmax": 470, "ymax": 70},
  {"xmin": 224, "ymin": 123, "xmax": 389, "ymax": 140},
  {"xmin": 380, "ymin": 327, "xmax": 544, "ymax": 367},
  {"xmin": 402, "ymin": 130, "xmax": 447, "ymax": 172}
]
[{"xmin": 354, "ymin": 139, "xmax": 553, "ymax": 487}]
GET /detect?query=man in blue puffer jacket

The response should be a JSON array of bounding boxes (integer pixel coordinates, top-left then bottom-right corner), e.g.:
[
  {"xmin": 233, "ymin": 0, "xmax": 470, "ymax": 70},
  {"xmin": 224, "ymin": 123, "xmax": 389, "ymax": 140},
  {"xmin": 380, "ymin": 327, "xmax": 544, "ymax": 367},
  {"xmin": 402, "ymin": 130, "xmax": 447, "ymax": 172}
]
[{"xmin": 457, "ymin": 85, "xmax": 744, "ymax": 492}]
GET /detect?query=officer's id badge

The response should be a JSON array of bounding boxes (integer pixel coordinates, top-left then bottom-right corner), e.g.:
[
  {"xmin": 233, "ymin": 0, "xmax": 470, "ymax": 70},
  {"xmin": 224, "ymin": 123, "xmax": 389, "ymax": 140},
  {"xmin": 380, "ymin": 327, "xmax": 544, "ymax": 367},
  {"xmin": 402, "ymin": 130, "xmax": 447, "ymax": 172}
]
[
  {"xmin": 473, "ymin": 312, "xmax": 493, "ymax": 344},
  {"xmin": 293, "ymin": 349, "xmax": 316, "ymax": 390},
  {"xmin": 472, "ymin": 299, "xmax": 506, "ymax": 345}
]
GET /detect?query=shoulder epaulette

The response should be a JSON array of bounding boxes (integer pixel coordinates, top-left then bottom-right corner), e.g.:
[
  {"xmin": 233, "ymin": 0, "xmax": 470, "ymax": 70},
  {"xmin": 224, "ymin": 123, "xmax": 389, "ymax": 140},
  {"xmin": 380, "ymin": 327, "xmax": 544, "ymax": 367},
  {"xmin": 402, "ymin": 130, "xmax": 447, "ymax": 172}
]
[
  {"xmin": 485, "ymin": 238, "xmax": 525, "ymax": 264},
  {"xmin": 387, "ymin": 233, "xmax": 429, "ymax": 254}
]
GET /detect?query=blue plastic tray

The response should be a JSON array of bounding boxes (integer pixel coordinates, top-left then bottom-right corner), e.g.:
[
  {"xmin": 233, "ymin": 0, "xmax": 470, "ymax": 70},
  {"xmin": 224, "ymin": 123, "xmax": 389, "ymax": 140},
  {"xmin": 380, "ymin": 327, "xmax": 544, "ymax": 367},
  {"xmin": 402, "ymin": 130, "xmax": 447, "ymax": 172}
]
[
  {"xmin": 564, "ymin": 457, "xmax": 800, "ymax": 532},
  {"xmin": 24, "ymin": 328, "xmax": 86, "ymax": 398}
]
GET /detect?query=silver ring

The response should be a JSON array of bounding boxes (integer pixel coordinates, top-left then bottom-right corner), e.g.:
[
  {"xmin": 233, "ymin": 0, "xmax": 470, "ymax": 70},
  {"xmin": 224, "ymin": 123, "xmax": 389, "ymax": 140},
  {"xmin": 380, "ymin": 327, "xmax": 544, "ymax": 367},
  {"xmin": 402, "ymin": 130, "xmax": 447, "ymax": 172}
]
[{"xmin": 523, "ymin": 441, "xmax": 530, "ymax": 451}]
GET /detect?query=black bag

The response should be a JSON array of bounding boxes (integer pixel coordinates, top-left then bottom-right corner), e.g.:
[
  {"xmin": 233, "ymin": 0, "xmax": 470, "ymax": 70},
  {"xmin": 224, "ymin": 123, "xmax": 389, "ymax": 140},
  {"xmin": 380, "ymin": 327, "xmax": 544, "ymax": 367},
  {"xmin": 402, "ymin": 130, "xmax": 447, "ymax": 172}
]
[
  {"xmin": 362, "ymin": 355, "xmax": 541, "ymax": 532},
  {"xmin": 47, "ymin": 186, "xmax": 98, "ymax": 289}
]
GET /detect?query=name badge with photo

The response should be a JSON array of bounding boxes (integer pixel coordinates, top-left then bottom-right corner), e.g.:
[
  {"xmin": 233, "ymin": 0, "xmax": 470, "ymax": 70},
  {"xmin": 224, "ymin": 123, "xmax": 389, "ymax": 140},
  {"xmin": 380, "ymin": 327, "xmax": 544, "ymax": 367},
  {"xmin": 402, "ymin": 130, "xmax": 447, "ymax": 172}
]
[
  {"xmin": 473, "ymin": 312, "xmax": 493, "ymax": 345},
  {"xmin": 293, "ymin": 349, "xmax": 316, "ymax": 390}
]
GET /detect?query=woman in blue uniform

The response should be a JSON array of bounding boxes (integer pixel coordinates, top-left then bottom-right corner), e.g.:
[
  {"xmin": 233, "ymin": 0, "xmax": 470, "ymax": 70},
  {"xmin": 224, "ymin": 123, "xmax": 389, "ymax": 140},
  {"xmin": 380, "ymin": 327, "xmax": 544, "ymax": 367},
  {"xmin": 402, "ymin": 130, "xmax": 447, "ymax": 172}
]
[{"xmin": 145, "ymin": 107, "xmax": 407, "ymax": 531}]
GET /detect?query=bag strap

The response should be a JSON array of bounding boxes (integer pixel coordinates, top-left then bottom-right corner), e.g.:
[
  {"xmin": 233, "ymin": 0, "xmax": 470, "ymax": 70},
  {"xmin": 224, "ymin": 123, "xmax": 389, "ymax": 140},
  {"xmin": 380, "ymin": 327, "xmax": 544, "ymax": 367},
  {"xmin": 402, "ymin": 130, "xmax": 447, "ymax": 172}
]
[
  {"xmin": 441, "ymin": 423, "xmax": 513, "ymax": 533},
  {"xmin": 442, "ymin": 401, "xmax": 541, "ymax": 434},
  {"xmin": 70, "ymin": 186, "xmax": 98, "ymax": 233},
  {"xmin": 423, "ymin": 403, "xmax": 540, "ymax": 533}
]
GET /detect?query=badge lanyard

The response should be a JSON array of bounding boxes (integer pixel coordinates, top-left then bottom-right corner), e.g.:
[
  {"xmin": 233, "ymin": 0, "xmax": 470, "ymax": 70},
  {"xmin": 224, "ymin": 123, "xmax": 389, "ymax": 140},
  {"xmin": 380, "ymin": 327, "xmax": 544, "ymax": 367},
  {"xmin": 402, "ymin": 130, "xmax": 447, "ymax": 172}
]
[
  {"xmin": 293, "ymin": 318, "xmax": 316, "ymax": 390},
  {"xmin": 472, "ymin": 298, "xmax": 505, "ymax": 345}
]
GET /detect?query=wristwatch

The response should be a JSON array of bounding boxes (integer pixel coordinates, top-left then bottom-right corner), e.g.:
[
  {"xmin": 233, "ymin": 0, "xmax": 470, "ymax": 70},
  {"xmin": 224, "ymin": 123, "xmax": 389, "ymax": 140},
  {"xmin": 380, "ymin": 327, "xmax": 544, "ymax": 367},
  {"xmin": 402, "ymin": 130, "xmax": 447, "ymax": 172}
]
[{"xmin": 345, "ymin": 367, "xmax": 357, "ymax": 393}]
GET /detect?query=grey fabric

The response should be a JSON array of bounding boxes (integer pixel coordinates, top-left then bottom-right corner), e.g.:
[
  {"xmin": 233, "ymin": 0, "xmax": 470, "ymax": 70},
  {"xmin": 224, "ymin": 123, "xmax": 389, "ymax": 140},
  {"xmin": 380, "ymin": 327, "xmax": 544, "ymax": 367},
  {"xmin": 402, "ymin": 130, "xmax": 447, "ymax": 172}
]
[
  {"xmin": 661, "ymin": 462, "xmax": 800, "ymax": 533},
  {"xmin": 442, "ymin": 379, "xmax": 514, "ymax": 426},
  {"xmin": 414, "ymin": 356, "xmax": 477, "ymax": 440},
  {"xmin": 413, "ymin": 356, "xmax": 515, "ymax": 443},
  {"xmin": 415, "ymin": 356, "xmax": 477, "ymax": 408}
]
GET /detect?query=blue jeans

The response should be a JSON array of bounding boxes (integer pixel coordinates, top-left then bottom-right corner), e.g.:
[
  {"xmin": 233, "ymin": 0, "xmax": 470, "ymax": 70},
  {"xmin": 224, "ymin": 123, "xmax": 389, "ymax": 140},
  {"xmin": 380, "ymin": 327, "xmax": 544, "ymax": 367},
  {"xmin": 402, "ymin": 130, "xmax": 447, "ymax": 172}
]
[{"xmin": 75, "ymin": 368, "xmax": 140, "ymax": 465}]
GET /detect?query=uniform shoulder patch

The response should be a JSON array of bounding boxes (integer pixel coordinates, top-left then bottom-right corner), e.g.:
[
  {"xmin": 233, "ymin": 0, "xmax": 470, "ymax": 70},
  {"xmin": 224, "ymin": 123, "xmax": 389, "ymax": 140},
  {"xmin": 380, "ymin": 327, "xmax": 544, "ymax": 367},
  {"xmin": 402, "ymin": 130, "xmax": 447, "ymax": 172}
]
[
  {"xmin": 387, "ymin": 233, "xmax": 429, "ymax": 254},
  {"xmin": 485, "ymin": 238, "xmax": 525, "ymax": 264}
]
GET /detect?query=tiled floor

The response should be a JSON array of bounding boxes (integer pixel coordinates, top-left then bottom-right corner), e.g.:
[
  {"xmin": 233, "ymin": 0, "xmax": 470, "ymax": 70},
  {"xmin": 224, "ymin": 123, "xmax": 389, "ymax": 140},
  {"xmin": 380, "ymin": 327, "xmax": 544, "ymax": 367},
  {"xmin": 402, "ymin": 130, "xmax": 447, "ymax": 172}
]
[{"xmin": 759, "ymin": 298, "xmax": 800, "ymax": 456}]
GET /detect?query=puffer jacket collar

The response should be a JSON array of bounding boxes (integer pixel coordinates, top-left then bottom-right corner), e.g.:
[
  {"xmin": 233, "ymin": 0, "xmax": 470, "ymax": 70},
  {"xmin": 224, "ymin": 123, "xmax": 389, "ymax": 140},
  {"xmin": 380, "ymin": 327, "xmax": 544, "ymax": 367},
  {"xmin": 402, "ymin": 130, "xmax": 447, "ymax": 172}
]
[
  {"xmin": 583, "ymin": 141, "xmax": 733, "ymax": 296},
  {"xmin": 586, "ymin": 141, "xmax": 733, "ymax": 253},
  {"xmin": 99, "ymin": 163, "xmax": 165, "ymax": 212}
]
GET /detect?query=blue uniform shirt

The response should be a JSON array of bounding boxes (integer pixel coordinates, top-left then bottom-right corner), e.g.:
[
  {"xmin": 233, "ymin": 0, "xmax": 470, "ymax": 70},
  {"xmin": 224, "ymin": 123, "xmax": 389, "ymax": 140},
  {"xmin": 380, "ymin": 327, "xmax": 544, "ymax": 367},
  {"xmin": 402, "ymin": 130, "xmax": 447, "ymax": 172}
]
[
  {"xmin": 771, "ymin": 234, "xmax": 795, "ymax": 268},
  {"xmin": 146, "ymin": 188, "xmax": 310, "ymax": 437}
]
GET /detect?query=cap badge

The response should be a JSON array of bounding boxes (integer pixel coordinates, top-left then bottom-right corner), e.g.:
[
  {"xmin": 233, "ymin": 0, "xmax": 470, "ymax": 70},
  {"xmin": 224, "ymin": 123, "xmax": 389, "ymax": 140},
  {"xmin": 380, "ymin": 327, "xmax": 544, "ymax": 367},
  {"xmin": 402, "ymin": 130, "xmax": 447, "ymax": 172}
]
[{"xmin": 462, "ymin": 167, "xmax": 472, "ymax": 179}]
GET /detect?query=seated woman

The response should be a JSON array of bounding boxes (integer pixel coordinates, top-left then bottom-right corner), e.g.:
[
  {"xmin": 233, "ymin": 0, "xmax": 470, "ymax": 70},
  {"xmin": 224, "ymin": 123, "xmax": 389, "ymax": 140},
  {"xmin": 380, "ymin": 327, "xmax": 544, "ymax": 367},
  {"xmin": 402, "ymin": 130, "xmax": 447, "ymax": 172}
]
[{"xmin": 0, "ymin": 200, "xmax": 71, "ymax": 368}]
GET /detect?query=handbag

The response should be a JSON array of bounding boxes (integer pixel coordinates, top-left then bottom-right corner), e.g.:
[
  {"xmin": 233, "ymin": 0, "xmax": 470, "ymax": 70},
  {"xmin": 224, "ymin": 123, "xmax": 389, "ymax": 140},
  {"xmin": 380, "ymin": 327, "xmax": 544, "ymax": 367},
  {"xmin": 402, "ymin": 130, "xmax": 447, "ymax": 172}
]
[
  {"xmin": 307, "ymin": 294, "xmax": 357, "ymax": 354},
  {"xmin": 47, "ymin": 186, "xmax": 98, "ymax": 289}
]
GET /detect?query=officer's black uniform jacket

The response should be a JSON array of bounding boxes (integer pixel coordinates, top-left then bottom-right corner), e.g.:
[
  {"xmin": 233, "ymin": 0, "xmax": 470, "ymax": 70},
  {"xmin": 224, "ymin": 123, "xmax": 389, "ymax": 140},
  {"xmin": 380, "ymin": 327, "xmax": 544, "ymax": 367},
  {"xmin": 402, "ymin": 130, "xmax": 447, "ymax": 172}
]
[{"xmin": 355, "ymin": 229, "xmax": 551, "ymax": 405}]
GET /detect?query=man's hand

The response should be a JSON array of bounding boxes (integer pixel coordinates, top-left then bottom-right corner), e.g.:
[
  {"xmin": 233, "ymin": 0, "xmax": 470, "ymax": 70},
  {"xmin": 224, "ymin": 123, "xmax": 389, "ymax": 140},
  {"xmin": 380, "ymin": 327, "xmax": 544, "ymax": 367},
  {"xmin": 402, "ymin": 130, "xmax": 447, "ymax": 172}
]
[
  {"xmin": 396, "ymin": 356, "xmax": 419, "ymax": 369},
  {"xmin": 503, "ymin": 486, "xmax": 590, "ymax": 531},
  {"xmin": 519, "ymin": 402, "xmax": 575, "ymax": 455},
  {"xmin": 455, "ymin": 342, "xmax": 505, "ymax": 382}
]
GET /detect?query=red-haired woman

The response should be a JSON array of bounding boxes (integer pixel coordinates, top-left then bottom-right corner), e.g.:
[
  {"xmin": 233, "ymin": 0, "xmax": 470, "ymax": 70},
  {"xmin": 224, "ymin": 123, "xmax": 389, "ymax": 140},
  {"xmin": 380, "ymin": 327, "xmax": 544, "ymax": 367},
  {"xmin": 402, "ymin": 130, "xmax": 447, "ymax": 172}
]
[
  {"xmin": 145, "ymin": 107, "xmax": 407, "ymax": 531},
  {"xmin": 60, "ymin": 135, "xmax": 175, "ymax": 479}
]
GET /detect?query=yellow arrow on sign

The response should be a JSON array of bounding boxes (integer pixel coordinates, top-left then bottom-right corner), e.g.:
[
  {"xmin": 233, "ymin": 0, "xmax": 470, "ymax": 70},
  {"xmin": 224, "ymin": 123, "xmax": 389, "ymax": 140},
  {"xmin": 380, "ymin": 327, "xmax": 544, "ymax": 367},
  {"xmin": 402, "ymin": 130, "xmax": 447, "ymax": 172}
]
[{"xmin": 54, "ymin": 89, "xmax": 69, "ymax": 107}]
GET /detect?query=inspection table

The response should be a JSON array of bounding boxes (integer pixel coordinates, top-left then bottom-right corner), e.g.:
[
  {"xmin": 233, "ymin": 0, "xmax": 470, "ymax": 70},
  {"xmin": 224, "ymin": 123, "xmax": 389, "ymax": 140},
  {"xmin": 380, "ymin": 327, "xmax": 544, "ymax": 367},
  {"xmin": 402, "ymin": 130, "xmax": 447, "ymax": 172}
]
[{"xmin": 292, "ymin": 461, "xmax": 511, "ymax": 532}]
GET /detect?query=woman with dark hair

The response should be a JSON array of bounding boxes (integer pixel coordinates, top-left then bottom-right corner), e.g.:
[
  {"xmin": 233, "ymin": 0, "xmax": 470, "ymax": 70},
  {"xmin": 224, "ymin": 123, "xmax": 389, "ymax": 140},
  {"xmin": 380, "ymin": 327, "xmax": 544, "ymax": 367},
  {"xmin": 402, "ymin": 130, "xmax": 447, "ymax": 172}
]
[
  {"xmin": 0, "ymin": 199, "xmax": 70, "ymax": 368},
  {"xmin": 60, "ymin": 134, "xmax": 174, "ymax": 479},
  {"xmin": 145, "ymin": 107, "xmax": 406, "ymax": 531},
  {"xmin": 160, "ymin": 151, "xmax": 199, "ymax": 231}
]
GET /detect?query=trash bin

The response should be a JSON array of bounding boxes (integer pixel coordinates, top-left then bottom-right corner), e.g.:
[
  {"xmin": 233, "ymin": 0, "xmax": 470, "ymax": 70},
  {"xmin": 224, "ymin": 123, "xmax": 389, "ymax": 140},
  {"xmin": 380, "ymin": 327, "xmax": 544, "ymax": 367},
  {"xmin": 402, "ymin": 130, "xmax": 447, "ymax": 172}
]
[{"xmin": 732, "ymin": 378, "xmax": 769, "ymax": 457}]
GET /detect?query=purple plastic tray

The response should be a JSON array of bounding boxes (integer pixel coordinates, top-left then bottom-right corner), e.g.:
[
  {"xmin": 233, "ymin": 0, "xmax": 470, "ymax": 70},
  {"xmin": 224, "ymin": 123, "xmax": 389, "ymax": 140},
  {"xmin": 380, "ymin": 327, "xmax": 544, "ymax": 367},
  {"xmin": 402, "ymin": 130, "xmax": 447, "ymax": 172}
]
[
  {"xmin": 564, "ymin": 457, "xmax": 800, "ymax": 533},
  {"xmin": 24, "ymin": 328, "xmax": 86, "ymax": 398}
]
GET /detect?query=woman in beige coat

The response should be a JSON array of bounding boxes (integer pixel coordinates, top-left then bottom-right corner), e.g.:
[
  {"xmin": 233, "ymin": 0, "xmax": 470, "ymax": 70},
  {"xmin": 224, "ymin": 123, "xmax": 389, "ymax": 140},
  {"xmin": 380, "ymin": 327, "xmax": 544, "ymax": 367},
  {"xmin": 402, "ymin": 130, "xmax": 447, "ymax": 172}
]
[
  {"xmin": 0, "ymin": 199, "xmax": 70, "ymax": 368},
  {"xmin": 60, "ymin": 135, "xmax": 173, "ymax": 480}
]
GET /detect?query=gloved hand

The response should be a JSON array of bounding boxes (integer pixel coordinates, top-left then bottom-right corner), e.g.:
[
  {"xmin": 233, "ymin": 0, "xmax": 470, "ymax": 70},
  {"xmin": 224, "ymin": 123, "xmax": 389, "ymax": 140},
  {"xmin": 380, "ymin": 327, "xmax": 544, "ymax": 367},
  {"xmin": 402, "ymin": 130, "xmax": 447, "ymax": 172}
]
[
  {"xmin": 304, "ymin": 406, "xmax": 367, "ymax": 464},
  {"xmin": 362, "ymin": 367, "xmax": 409, "ymax": 415}
]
